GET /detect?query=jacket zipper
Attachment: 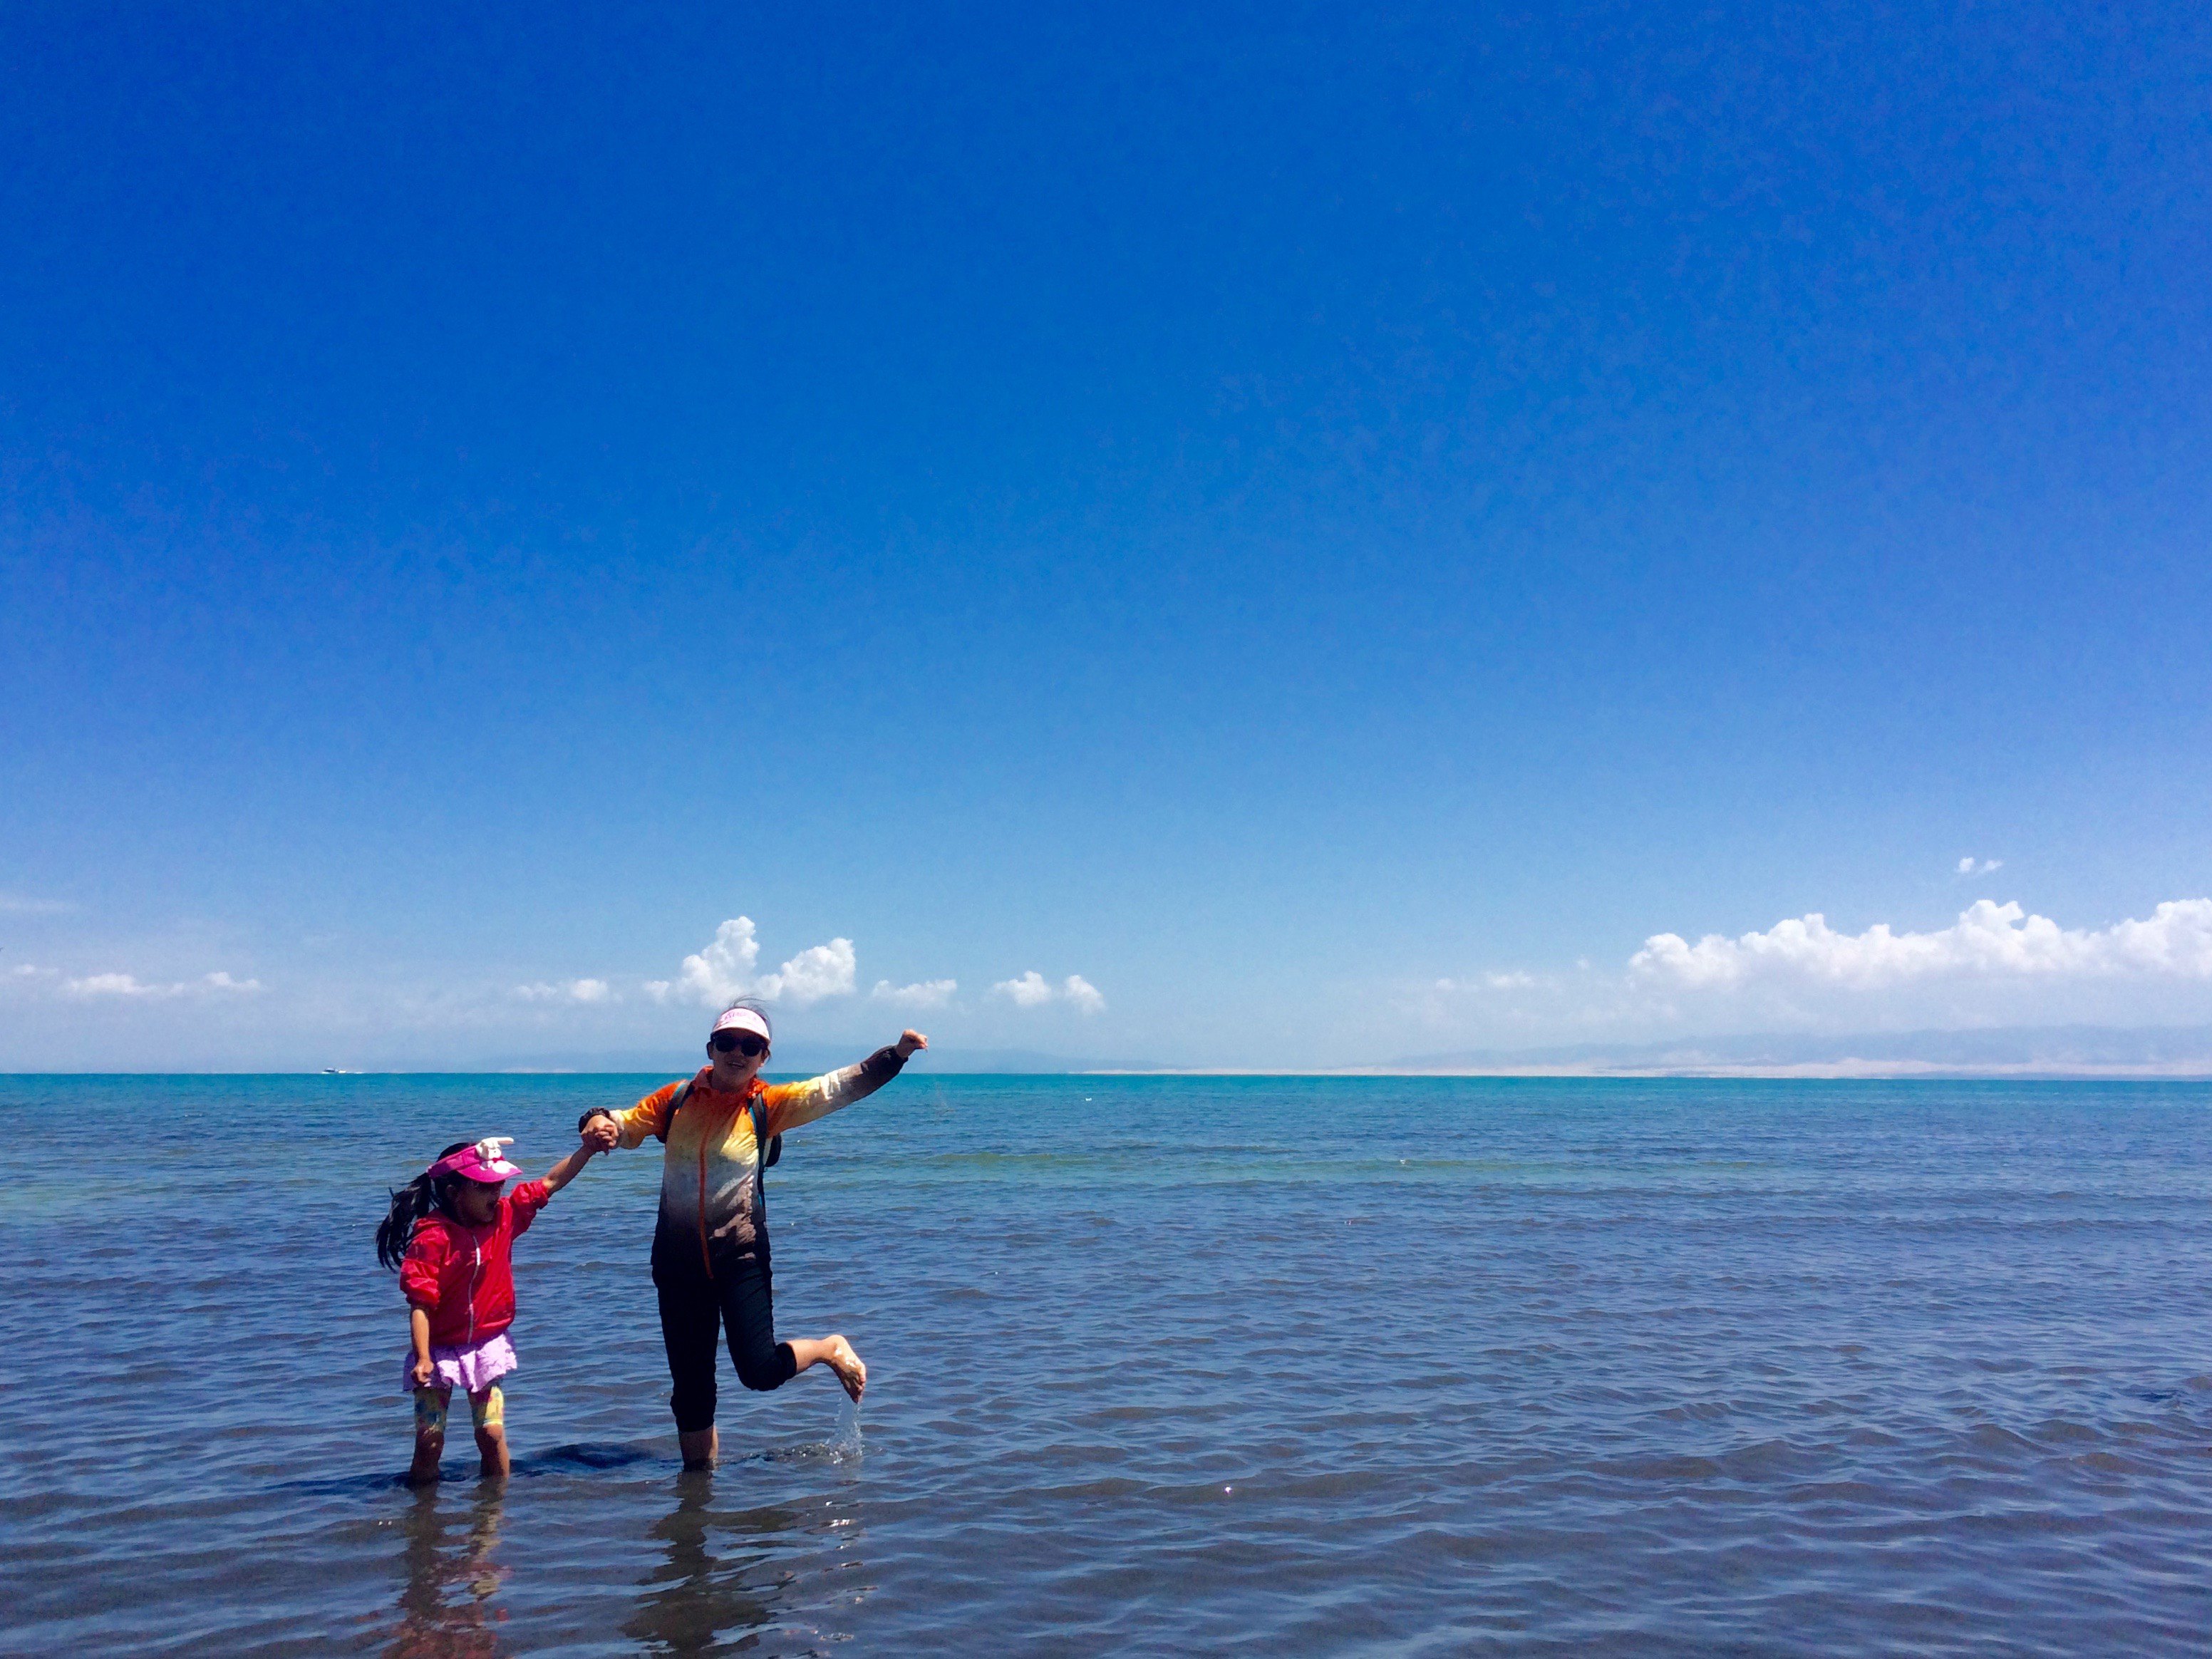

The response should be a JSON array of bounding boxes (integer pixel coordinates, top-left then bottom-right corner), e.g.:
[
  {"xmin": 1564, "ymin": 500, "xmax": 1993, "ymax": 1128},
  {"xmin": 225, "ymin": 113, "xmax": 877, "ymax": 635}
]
[{"xmin": 465, "ymin": 1232, "xmax": 482, "ymax": 1347}]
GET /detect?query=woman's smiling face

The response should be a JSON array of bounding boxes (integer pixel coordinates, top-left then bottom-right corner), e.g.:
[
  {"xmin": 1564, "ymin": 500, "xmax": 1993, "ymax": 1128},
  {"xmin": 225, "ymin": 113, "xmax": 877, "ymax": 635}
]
[{"xmin": 707, "ymin": 1029, "xmax": 769, "ymax": 1088}]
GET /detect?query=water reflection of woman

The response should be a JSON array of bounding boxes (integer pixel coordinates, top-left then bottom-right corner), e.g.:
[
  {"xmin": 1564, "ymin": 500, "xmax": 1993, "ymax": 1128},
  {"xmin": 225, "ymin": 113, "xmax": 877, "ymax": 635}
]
[
  {"xmin": 621, "ymin": 1475, "xmax": 793, "ymax": 1655},
  {"xmin": 386, "ymin": 1486, "xmax": 507, "ymax": 1659}
]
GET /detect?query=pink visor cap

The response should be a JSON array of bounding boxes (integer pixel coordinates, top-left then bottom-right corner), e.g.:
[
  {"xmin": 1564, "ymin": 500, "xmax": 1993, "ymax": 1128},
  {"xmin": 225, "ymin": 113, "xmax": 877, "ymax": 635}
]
[
  {"xmin": 711, "ymin": 1006, "xmax": 771, "ymax": 1043},
  {"xmin": 430, "ymin": 1137, "xmax": 525, "ymax": 1184}
]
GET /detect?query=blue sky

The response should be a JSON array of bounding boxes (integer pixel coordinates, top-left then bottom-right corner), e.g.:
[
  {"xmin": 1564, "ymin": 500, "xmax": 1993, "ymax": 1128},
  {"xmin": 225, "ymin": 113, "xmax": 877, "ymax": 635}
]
[{"xmin": 4, "ymin": 1, "xmax": 2209, "ymax": 1070}]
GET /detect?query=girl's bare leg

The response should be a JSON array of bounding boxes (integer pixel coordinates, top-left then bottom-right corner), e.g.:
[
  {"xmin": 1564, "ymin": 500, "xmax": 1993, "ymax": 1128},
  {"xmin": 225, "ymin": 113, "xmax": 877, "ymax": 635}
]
[
  {"xmin": 785, "ymin": 1335, "xmax": 867, "ymax": 1402},
  {"xmin": 469, "ymin": 1386, "xmax": 510, "ymax": 1479},
  {"xmin": 408, "ymin": 1387, "xmax": 451, "ymax": 1484}
]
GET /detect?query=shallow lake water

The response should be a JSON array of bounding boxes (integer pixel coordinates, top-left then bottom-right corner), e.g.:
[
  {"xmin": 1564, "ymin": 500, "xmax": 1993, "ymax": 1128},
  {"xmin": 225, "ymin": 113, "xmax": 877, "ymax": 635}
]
[{"xmin": 6, "ymin": 1074, "xmax": 2212, "ymax": 1654}]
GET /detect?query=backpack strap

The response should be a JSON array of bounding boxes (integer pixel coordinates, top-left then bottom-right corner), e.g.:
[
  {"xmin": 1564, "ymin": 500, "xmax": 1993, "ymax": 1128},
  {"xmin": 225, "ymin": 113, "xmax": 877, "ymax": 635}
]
[
  {"xmin": 747, "ymin": 1094, "xmax": 783, "ymax": 1173},
  {"xmin": 653, "ymin": 1077, "xmax": 695, "ymax": 1143}
]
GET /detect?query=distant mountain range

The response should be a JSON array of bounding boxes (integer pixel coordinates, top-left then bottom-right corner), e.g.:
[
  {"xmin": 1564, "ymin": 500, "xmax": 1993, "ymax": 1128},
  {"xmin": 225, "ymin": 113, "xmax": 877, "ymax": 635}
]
[
  {"xmin": 324, "ymin": 1027, "xmax": 2212, "ymax": 1078},
  {"xmin": 1355, "ymin": 1025, "xmax": 2212, "ymax": 1079},
  {"xmin": 477, "ymin": 1045, "xmax": 1147, "ymax": 1076}
]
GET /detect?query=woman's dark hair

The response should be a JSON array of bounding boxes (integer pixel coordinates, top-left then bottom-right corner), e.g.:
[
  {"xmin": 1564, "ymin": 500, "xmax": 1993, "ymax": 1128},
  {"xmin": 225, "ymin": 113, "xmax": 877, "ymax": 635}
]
[{"xmin": 376, "ymin": 1142, "xmax": 472, "ymax": 1272}]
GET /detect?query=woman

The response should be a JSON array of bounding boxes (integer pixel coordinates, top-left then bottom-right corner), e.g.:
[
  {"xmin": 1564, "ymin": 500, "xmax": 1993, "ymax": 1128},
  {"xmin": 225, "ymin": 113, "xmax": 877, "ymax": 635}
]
[{"xmin": 582, "ymin": 1002, "xmax": 928, "ymax": 1468}]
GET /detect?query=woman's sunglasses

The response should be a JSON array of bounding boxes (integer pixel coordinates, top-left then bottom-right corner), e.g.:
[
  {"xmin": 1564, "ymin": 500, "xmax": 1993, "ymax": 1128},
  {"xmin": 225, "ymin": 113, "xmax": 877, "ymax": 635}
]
[{"xmin": 712, "ymin": 1032, "xmax": 768, "ymax": 1058}]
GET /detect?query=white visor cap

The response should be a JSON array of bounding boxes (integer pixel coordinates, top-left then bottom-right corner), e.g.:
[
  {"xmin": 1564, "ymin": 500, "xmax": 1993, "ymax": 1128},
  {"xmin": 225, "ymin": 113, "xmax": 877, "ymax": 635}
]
[{"xmin": 711, "ymin": 1006, "xmax": 771, "ymax": 1043}]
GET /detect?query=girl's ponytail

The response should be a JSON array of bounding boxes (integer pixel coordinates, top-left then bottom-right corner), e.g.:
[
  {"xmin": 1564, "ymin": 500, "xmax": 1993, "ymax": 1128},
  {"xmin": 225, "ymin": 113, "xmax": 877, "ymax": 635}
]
[{"xmin": 376, "ymin": 1142, "xmax": 473, "ymax": 1271}]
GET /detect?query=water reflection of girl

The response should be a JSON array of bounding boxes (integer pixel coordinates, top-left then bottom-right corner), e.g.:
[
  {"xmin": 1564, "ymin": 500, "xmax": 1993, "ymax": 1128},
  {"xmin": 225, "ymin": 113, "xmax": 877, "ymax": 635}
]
[{"xmin": 386, "ymin": 1487, "xmax": 508, "ymax": 1659}]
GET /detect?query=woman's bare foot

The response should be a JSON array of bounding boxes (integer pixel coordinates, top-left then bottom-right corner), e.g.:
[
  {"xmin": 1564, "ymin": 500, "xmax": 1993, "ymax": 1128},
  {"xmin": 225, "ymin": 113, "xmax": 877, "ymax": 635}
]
[
  {"xmin": 823, "ymin": 1335, "xmax": 866, "ymax": 1402},
  {"xmin": 787, "ymin": 1333, "xmax": 869, "ymax": 1400}
]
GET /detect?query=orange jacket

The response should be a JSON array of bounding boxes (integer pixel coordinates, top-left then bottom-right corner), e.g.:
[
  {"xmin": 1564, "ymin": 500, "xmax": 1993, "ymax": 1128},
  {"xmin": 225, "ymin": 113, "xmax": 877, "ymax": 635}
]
[{"xmin": 615, "ymin": 1047, "xmax": 906, "ymax": 1273}]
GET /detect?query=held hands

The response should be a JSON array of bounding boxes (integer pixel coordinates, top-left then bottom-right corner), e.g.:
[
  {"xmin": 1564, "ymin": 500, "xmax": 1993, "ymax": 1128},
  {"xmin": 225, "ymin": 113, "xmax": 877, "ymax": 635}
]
[
  {"xmin": 579, "ymin": 1110, "xmax": 619, "ymax": 1154},
  {"xmin": 895, "ymin": 1029, "xmax": 929, "ymax": 1060}
]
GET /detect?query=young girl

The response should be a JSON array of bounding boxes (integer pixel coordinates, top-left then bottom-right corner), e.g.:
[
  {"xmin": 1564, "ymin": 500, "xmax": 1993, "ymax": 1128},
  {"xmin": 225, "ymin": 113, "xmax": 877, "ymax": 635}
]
[{"xmin": 376, "ymin": 1130, "xmax": 600, "ymax": 1483}]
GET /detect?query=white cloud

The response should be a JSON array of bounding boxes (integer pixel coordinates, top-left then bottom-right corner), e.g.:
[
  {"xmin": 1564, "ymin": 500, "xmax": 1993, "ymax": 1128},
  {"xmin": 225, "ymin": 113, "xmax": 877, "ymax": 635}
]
[
  {"xmin": 772, "ymin": 939, "xmax": 859, "ymax": 1004},
  {"xmin": 0, "ymin": 894, "xmax": 73, "ymax": 914},
  {"xmin": 517, "ymin": 978, "xmax": 614, "ymax": 1003},
  {"xmin": 663, "ymin": 917, "xmax": 859, "ymax": 1008},
  {"xmin": 1631, "ymin": 898, "xmax": 2212, "ymax": 991},
  {"xmin": 61, "ymin": 970, "xmax": 262, "ymax": 998},
  {"xmin": 52, "ymin": 973, "xmax": 261, "ymax": 1000},
  {"xmin": 1401, "ymin": 894, "xmax": 2212, "ymax": 1049},
  {"xmin": 1957, "ymin": 857, "xmax": 2003, "ymax": 877},
  {"xmin": 993, "ymin": 971, "xmax": 1107, "ymax": 1014},
  {"xmin": 65, "ymin": 973, "xmax": 159, "ymax": 998},
  {"xmin": 1435, "ymin": 971, "xmax": 1539, "ymax": 992},
  {"xmin": 872, "ymin": 978, "xmax": 957, "ymax": 1008},
  {"xmin": 671, "ymin": 916, "xmax": 763, "ymax": 1003},
  {"xmin": 993, "ymin": 971, "xmax": 1055, "ymax": 1006}
]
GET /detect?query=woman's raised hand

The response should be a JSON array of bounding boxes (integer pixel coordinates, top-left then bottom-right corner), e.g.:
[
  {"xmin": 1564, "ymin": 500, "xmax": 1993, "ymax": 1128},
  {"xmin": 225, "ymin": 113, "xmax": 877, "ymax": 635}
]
[{"xmin": 896, "ymin": 1030, "xmax": 929, "ymax": 1059}]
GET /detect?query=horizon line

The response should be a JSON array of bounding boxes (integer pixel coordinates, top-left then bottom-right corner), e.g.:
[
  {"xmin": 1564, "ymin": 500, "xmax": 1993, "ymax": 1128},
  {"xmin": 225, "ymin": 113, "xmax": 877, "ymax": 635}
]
[{"xmin": 4, "ymin": 1063, "xmax": 2211, "ymax": 1081}]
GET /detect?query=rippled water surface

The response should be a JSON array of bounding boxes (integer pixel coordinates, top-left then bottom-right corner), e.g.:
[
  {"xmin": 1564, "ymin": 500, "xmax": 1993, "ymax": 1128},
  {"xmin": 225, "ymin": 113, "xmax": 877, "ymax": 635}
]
[{"xmin": 8, "ymin": 1074, "xmax": 2212, "ymax": 1655}]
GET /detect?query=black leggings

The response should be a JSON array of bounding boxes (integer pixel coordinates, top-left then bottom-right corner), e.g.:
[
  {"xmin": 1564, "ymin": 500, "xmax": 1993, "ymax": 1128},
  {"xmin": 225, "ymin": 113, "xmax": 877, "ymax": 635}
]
[{"xmin": 655, "ymin": 1256, "xmax": 798, "ymax": 1432}]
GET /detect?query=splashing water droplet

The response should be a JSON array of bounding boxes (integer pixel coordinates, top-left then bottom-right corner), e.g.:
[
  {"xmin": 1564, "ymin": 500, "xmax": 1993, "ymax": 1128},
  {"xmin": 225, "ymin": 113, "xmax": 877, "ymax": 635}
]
[{"xmin": 831, "ymin": 1395, "xmax": 865, "ymax": 1463}]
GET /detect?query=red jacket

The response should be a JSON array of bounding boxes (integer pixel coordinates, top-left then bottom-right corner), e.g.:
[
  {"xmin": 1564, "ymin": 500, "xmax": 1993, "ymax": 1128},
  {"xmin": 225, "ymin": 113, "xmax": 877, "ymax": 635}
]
[{"xmin": 400, "ymin": 1179, "xmax": 551, "ymax": 1348}]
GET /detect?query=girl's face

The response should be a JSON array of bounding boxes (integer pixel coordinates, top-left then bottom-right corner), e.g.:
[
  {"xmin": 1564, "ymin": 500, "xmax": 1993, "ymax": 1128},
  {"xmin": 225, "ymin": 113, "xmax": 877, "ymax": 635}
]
[{"xmin": 451, "ymin": 1179, "xmax": 504, "ymax": 1226}]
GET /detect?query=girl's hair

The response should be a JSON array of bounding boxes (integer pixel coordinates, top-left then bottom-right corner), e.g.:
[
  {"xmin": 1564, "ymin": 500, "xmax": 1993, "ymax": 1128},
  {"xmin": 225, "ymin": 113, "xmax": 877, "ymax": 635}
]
[{"xmin": 376, "ymin": 1142, "xmax": 473, "ymax": 1272}]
